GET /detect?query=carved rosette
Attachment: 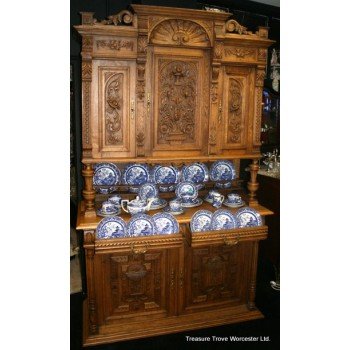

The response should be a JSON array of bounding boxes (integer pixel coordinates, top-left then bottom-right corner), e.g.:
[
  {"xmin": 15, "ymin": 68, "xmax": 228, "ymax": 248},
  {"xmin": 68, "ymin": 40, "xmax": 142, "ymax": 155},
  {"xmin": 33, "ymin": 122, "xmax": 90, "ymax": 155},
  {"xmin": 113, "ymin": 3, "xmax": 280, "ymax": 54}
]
[
  {"xmin": 96, "ymin": 40, "xmax": 134, "ymax": 51},
  {"xmin": 158, "ymin": 60, "xmax": 197, "ymax": 144},
  {"xmin": 150, "ymin": 19, "xmax": 210, "ymax": 47},
  {"xmin": 228, "ymin": 79, "xmax": 243, "ymax": 143},
  {"xmin": 105, "ymin": 73, "xmax": 123, "ymax": 145},
  {"xmin": 225, "ymin": 47, "xmax": 255, "ymax": 59}
]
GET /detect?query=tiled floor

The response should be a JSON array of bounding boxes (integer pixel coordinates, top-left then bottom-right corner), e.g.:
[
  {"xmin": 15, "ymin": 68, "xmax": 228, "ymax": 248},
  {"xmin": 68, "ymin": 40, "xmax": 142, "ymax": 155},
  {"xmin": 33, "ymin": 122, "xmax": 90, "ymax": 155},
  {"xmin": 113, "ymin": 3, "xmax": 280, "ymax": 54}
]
[{"xmin": 70, "ymin": 258, "xmax": 280, "ymax": 350}]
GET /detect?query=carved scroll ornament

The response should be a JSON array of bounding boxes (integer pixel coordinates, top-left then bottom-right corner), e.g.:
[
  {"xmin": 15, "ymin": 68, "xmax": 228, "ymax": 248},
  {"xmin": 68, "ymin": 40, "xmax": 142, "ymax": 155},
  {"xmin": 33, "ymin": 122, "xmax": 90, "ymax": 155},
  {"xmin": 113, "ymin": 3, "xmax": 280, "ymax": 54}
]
[
  {"xmin": 158, "ymin": 60, "xmax": 197, "ymax": 143},
  {"xmin": 105, "ymin": 73, "xmax": 123, "ymax": 145},
  {"xmin": 96, "ymin": 40, "xmax": 134, "ymax": 51}
]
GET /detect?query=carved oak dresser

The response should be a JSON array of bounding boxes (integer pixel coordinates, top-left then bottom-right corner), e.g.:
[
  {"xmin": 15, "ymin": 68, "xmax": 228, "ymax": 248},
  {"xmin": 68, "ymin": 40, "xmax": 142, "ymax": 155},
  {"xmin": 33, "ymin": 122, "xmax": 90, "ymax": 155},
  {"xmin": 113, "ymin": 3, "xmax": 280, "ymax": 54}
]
[{"xmin": 75, "ymin": 4, "xmax": 274, "ymax": 346}]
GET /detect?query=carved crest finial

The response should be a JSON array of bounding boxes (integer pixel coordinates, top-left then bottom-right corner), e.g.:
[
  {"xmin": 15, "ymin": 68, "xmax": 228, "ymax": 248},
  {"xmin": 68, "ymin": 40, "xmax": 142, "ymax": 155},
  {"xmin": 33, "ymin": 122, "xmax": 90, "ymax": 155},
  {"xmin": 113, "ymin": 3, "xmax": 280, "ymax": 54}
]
[{"xmin": 225, "ymin": 19, "xmax": 254, "ymax": 35}]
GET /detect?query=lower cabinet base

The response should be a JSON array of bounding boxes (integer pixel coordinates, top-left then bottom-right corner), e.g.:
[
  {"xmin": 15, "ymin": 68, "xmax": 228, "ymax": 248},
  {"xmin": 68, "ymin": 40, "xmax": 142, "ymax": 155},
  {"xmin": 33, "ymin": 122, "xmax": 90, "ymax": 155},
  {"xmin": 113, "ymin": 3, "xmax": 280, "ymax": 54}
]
[{"xmin": 82, "ymin": 299, "xmax": 264, "ymax": 347}]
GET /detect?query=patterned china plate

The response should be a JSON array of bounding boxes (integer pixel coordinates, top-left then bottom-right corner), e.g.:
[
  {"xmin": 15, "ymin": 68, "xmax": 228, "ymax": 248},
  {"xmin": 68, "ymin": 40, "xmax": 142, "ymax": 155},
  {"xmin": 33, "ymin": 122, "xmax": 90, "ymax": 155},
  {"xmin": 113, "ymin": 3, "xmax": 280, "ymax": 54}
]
[
  {"xmin": 190, "ymin": 210, "xmax": 212, "ymax": 233},
  {"xmin": 127, "ymin": 214, "xmax": 156, "ymax": 237},
  {"xmin": 223, "ymin": 200, "xmax": 245, "ymax": 209},
  {"xmin": 182, "ymin": 163, "xmax": 209, "ymax": 189},
  {"xmin": 152, "ymin": 165, "xmax": 181, "ymax": 192},
  {"xmin": 96, "ymin": 216, "xmax": 127, "ymax": 239},
  {"xmin": 153, "ymin": 212, "xmax": 179, "ymax": 235},
  {"xmin": 209, "ymin": 160, "xmax": 236, "ymax": 182},
  {"xmin": 122, "ymin": 163, "xmax": 150, "ymax": 192},
  {"xmin": 235, "ymin": 207, "xmax": 262, "ymax": 228},
  {"xmin": 211, "ymin": 209, "xmax": 239, "ymax": 230},
  {"xmin": 163, "ymin": 207, "xmax": 185, "ymax": 216},
  {"xmin": 93, "ymin": 163, "xmax": 121, "ymax": 194},
  {"xmin": 180, "ymin": 198, "xmax": 203, "ymax": 208},
  {"xmin": 175, "ymin": 181, "xmax": 198, "ymax": 200},
  {"xmin": 138, "ymin": 183, "xmax": 159, "ymax": 200}
]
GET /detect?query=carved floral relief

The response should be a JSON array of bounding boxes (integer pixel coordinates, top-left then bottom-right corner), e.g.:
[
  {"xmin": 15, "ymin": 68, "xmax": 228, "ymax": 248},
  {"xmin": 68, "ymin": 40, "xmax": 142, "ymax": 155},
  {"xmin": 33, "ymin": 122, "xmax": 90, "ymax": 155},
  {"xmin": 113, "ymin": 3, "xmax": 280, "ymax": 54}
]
[
  {"xmin": 105, "ymin": 73, "xmax": 123, "ymax": 145},
  {"xmin": 158, "ymin": 60, "xmax": 197, "ymax": 144},
  {"xmin": 228, "ymin": 79, "xmax": 243, "ymax": 143}
]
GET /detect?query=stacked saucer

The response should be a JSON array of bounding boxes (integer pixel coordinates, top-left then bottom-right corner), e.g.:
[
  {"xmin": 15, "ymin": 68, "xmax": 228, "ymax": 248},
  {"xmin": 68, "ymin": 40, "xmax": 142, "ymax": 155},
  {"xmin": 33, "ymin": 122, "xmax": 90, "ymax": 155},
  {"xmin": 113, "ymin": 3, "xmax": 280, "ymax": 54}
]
[{"xmin": 97, "ymin": 200, "xmax": 121, "ymax": 217}]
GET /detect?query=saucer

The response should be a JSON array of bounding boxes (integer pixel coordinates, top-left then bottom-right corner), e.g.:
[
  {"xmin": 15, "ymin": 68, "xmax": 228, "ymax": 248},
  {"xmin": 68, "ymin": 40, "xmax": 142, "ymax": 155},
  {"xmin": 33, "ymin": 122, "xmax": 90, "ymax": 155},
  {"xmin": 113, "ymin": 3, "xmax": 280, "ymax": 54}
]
[
  {"xmin": 149, "ymin": 198, "xmax": 167, "ymax": 210},
  {"xmin": 181, "ymin": 198, "xmax": 203, "ymax": 208},
  {"xmin": 96, "ymin": 206, "xmax": 121, "ymax": 217},
  {"xmin": 223, "ymin": 200, "xmax": 245, "ymax": 208},
  {"xmin": 163, "ymin": 206, "xmax": 185, "ymax": 215}
]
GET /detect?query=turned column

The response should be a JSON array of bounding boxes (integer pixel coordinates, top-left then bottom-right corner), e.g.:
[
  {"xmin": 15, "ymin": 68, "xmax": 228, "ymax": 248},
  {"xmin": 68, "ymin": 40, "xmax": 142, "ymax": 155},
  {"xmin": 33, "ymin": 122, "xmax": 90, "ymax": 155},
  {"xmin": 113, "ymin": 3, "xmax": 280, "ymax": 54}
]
[
  {"xmin": 247, "ymin": 159, "xmax": 259, "ymax": 207},
  {"xmin": 84, "ymin": 230, "xmax": 98, "ymax": 335},
  {"xmin": 82, "ymin": 163, "xmax": 96, "ymax": 216}
]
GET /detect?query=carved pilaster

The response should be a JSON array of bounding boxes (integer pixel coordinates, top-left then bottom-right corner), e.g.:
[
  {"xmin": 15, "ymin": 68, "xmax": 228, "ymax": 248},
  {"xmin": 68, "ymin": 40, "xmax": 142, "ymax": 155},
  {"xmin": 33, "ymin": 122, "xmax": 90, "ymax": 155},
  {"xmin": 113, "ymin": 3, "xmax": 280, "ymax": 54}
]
[
  {"xmin": 84, "ymin": 230, "xmax": 98, "ymax": 334},
  {"xmin": 255, "ymin": 68, "xmax": 266, "ymax": 87},
  {"xmin": 209, "ymin": 61, "xmax": 220, "ymax": 155},
  {"xmin": 247, "ymin": 160, "xmax": 259, "ymax": 207},
  {"xmin": 248, "ymin": 242, "xmax": 259, "ymax": 310},
  {"xmin": 82, "ymin": 164, "xmax": 96, "ymax": 215},
  {"xmin": 254, "ymin": 86, "xmax": 263, "ymax": 146}
]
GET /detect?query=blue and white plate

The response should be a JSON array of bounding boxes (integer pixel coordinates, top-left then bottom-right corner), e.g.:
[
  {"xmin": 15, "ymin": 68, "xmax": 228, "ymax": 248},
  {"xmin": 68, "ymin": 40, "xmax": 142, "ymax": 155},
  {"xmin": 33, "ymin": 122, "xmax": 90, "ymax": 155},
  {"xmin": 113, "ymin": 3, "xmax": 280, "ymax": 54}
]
[
  {"xmin": 153, "ymin": 212, "xmax": 179, "ymax": 235},
  {"xmin": 122, "ymin": 163, "xmax": 150, "ymax": 193},
  {"xmin": 235, "ymin": 207, "xmax": 262, "ymax": 228},
  {"xmin": 175, "ymin": 181, "xmax": 198, "ymax": 200},
  {"xmin": 96, "ymin": 216, "xmax": 127, "ymax": 239},
  {"xmin": 182, "ymin": 162, "xmax": 209, "ymax": 189},
  {"xmin": 152, "ymin": 165, "xmax": 180, "ymax": 192},
  {"xmin": 223, "ymin": 200, "xmax": 245, "ymax": 209},
  {"xmin": 209, "ymin": 160, "xmax": 236, "ymax": 183},
  {"xmin": 127, "ymin": 213, "xmax": 156, "ymax": 237},
  {"xmin": 190, "ymin": 210, "xmax": 212, "ymax": 233},
  {"xmin": 93, "ymin": 163, "xmax": 121, "ymax": 194},
  {"xmin": 211, "ymin": 209, "xmax": 239, "ymax": 231},
  {"xmin": 138, "ymin": 183, "xmax": 159, "ymax": 200}
]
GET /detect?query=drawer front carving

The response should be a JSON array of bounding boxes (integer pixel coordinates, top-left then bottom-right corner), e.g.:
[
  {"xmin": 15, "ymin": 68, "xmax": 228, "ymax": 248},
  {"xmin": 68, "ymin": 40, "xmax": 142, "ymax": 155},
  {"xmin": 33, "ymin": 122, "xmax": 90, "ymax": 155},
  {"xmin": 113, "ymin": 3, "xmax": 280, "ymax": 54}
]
[{"xmin": 95, "ymin": 250, "xmax": 167, "ymax": 324}]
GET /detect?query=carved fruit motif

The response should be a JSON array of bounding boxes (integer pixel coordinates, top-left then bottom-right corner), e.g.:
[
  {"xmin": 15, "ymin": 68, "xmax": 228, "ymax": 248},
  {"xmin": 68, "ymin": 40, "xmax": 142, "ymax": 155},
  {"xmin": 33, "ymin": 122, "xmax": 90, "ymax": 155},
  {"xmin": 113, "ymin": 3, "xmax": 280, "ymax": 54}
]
[{"xmin": 228, "ymin": 79, "xmax": 243, "ymax": 143}]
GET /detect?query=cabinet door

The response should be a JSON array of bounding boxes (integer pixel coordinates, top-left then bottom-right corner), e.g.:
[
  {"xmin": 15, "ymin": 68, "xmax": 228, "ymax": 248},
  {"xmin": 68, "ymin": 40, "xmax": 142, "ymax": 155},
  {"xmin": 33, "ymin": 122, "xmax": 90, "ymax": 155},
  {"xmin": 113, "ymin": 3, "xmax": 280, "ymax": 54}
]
[
  {"xmin": 93, "ymin": 248, "xmax": 177, "ymax": 327},
  {"xmin": 218, "ymin": 65, "xmax": 255, "ymax": 154},
  {"xmin": 149, "ymin": 47, "xmax": 210, "ymax": 157},
  {"xmin": 181, "ymin": 242, "xmax": 252, "ymax": 313},
  {"xmin": 91, "ymin": 60, "xmax": 136, "ymax": 158}
]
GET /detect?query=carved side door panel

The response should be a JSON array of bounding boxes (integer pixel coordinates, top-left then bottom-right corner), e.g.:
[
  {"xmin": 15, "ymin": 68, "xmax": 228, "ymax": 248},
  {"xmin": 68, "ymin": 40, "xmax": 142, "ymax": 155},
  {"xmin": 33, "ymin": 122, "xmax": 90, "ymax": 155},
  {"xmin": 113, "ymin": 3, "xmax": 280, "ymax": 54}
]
[
  {"xmin": 182, "ymin": 243, "xmax": 251, "ymax": 313},
  {"xmin": 91, "ymin": 60, "xmax": 136, "ymax": 158},
  {"xmin": 94, "ymin": 250, "xmax": 169, "ymax": 325},
  {"xmin": 219, "ymin": 66, "xmax": 255, "ymax": 154},
  {"xmin": 149, "ymin": 47, "xmax": 210, "ymax": 157}
]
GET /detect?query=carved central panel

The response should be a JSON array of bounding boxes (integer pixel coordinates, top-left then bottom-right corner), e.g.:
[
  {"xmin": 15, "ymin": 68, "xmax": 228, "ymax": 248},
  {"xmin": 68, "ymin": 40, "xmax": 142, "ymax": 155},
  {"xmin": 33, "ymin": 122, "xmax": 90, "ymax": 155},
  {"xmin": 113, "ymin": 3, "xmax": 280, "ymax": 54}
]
[
  {"xmin": 190, "ymin": 246, "xmax": 238, "ymax": 305},
  {"xmin": 109, "ymin": 253, "xmax": 162, "ymax": 314},
  {"xmin": 158, "ymin": 60, "xmax": 197, "ymax": 144},
  {"xmin": 105, "ymin": 73, "xmax": 123, "ymax": 145},
  {"xmin": 228, "ymin": 79, "xmax": 243, "ymax": 144}
]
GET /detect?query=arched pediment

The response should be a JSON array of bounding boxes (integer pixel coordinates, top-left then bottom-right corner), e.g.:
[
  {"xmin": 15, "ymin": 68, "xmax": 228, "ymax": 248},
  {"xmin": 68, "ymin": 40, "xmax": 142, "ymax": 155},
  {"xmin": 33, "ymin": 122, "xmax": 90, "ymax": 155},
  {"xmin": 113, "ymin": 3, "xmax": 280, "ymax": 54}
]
[{"xmin": 149, "ymin": 19, "xmax": 211, "ymax": 47}]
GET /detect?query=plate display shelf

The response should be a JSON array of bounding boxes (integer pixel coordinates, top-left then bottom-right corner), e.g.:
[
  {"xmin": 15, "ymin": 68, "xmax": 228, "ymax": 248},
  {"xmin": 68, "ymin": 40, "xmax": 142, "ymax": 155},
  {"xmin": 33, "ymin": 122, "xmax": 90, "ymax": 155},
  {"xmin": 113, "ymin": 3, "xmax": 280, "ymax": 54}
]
[{"xmin": 75, "ymin": 4, "xmax": 274, "ymax": 346}]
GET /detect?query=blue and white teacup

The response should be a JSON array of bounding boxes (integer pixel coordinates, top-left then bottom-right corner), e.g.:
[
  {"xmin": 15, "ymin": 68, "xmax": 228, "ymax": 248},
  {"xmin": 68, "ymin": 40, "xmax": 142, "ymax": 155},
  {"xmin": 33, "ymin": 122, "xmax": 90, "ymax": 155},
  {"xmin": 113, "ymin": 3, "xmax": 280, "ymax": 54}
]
[
  {"xmin": 108, "ymin": 194, "xmax": 122, "ymax": 206},
  {"xmin": 169, "ymin": 199, "xmax": 182, "ymax": 212},
  {"xmin": 101, "ymin": 201, "xmax": 118, "ymax": 214},
  {"xmin": 212, "ymin": 192, "xmax": 225, "ymax": 208},
  {"xmin": 227, "ymin": 193, "xmax": 242, "ymax": 204}
]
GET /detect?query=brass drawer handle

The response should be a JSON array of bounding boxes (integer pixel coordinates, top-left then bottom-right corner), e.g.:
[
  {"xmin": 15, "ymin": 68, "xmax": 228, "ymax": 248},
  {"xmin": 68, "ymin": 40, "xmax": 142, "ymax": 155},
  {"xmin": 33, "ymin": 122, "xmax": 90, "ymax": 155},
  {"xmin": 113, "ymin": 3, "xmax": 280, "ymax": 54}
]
[
  {"xmin": 131, "ymin": 242, "xmax": 149, "ymax": 254},
  {"xmin": 224, "ymin": 236, "xmax": 239, "ymax": 246}
]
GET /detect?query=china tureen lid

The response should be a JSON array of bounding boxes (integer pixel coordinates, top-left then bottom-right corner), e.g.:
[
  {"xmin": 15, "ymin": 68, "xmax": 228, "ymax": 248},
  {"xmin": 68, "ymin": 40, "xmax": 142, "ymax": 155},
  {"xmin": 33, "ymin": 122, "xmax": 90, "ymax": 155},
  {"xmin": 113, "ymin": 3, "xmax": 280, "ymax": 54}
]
[{"xmin": 128, "ymin": 196, "xmax": 147, "ymax": 207}]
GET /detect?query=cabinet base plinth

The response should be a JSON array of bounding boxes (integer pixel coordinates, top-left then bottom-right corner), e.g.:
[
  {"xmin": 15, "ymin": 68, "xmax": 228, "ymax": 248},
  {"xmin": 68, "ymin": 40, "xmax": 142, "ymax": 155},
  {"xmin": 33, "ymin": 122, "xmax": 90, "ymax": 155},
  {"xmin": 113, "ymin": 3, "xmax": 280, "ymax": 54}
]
[{"xmin": 82, "ymin": 299, "xmax": 264, "ymax": 347}]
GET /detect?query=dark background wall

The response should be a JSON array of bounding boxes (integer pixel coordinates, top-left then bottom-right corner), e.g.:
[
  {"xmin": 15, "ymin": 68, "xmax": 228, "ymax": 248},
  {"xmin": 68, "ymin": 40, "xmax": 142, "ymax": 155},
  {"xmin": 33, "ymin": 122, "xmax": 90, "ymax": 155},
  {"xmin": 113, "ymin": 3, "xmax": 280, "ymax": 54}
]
[{"xmin": 70, "ymin": 0, "xmax": 280, "ymax": 203}]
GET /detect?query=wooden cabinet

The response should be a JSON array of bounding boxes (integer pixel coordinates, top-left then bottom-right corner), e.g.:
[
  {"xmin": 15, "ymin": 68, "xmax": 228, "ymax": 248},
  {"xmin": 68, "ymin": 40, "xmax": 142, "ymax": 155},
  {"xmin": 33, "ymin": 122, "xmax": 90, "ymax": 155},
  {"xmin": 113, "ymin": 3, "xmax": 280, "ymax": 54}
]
[{"xmin": 75, "ymin": 4, "xmax": 274, "ymax": 347}]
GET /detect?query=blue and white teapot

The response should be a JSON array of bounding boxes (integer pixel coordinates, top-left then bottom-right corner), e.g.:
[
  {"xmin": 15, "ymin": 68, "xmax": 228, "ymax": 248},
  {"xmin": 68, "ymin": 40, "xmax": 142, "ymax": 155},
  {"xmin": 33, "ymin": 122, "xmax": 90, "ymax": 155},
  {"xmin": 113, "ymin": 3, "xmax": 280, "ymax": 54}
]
[{"xmin": 121, "ymin": 196, "xmax": 156, "ymax": 215}]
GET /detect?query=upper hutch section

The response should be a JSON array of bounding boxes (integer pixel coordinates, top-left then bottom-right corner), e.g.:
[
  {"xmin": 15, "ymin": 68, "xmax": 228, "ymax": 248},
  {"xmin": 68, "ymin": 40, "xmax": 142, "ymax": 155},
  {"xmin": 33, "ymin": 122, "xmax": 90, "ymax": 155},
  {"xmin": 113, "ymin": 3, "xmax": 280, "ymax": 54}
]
[{"xmin": 74, "ymin": 5, "xmax": 274, "ymax": 164}]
